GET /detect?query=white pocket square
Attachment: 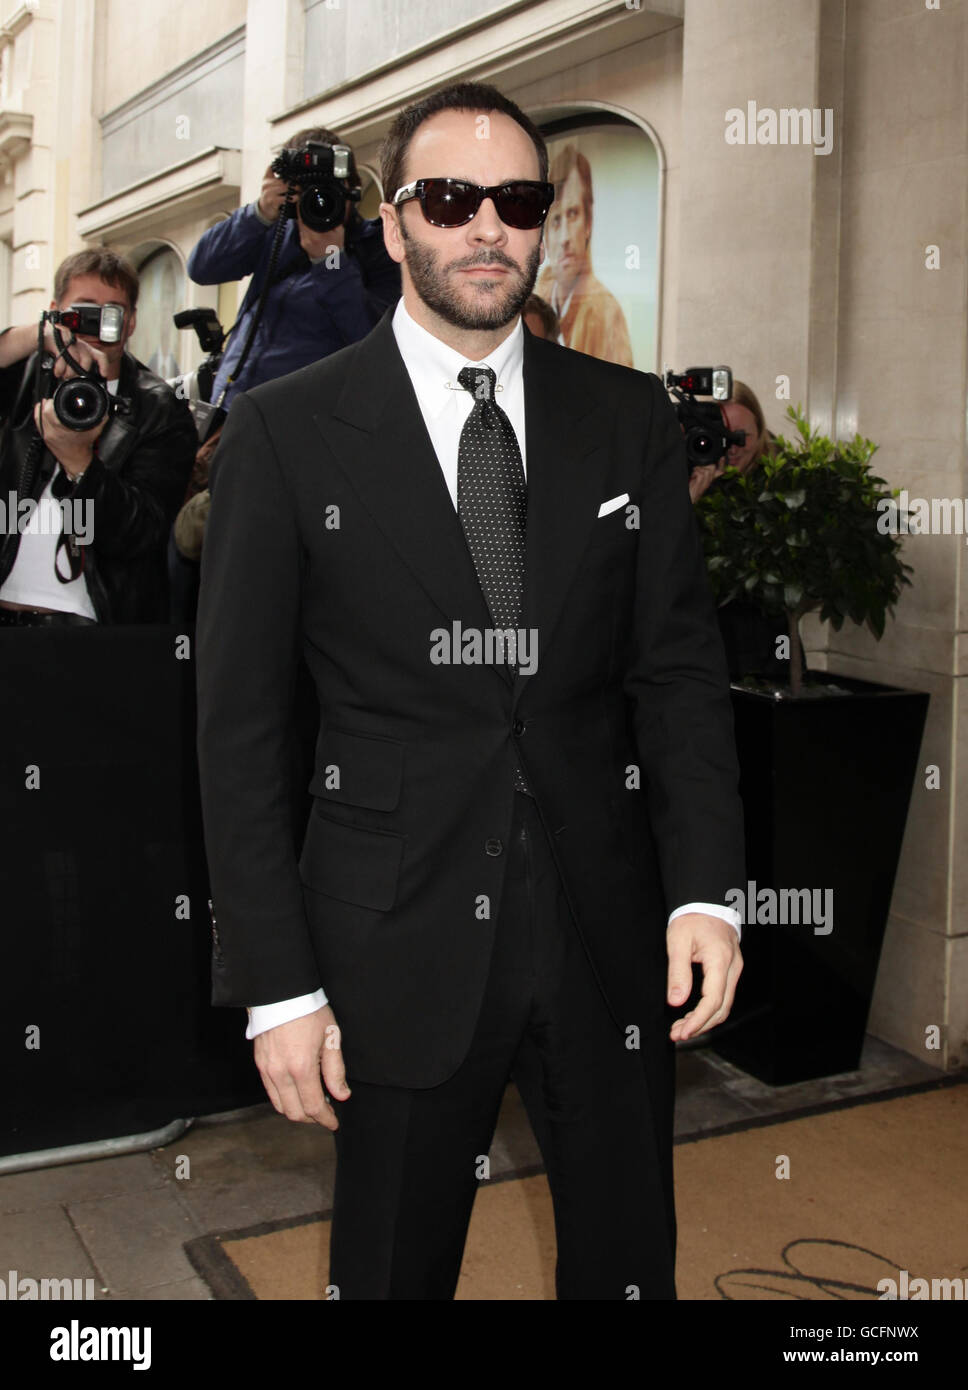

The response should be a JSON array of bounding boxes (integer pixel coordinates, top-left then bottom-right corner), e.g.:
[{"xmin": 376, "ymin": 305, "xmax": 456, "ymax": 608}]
[{"xmin": 597, "ymin": 493, "xmax": 629, "ymax": 518}]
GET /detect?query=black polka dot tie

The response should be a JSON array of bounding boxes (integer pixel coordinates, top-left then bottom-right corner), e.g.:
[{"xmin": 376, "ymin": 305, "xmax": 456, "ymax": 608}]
[{"xmin": 456, "ymin": 364, "xmax": 531, "ymax": 795}]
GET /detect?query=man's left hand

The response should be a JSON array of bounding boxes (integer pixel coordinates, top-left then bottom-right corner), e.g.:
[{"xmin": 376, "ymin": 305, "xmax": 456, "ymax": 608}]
[
  {"xmin": 666, "ymin": 912, "xmax": 743, "ymax": 1041},
  {"xmin": 33, "ymin": 334, "xmax": 111, "ymax": 476}
]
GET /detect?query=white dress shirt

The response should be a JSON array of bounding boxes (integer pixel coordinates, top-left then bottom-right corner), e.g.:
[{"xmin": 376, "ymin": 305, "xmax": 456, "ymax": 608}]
[{"xmin": 244, "ymin": 297, "xmax": 739, "ymax": 1039}]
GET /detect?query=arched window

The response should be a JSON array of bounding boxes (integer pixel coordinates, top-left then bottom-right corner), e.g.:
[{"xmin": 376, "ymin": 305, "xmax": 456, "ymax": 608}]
[
  {"xmin": 128, "ymin": 245, "xmax": 186, "ymax": 380},
  {"xmin": 356, "ymin": 165, "xmax": 383, "ymax": 220},
  {"xmin": 536, "ymin": 111, "xmax": 660, "ymax": 371}
]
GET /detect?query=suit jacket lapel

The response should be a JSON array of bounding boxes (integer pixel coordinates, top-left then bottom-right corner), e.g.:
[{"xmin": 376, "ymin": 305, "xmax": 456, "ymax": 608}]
[
  {"xmin": 313, "ymin": 311, "xmax": 494, "ymax": 644},
  {"xmin": 515, "ymin": 329, "xmax": 610, "ymax": 698},
  {"xmin": 314, "ymin": 311, "xmax": 610, "ymax": 694}
]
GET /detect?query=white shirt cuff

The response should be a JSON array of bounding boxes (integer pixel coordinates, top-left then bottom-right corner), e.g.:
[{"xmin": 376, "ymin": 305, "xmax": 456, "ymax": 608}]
[
  {"xmin": 245, "ymin": 988, "xmax": 328, "ymax": 1039},
  {"xmin": 668, "ymin": 901, "xmax": 742, "ymax": 941}
]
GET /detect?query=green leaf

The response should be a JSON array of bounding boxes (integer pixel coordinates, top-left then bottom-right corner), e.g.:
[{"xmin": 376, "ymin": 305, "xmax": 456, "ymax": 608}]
[{"xmin": 696, "ymin": 413, "xmax": 908, "ymax": 663}]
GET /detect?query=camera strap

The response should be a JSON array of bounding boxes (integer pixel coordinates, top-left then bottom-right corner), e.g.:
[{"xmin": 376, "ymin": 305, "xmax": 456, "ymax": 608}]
[
  {"xmin": 214, "ymin": 188, "xmax": 296, "ymax": 408},
  {"xmin": 50, "ymin": 324, "xmax": 98, "ymax": 381},
  {"xmin": 226, "ymin": 246, "xmax": 306, "ymax": 332}
]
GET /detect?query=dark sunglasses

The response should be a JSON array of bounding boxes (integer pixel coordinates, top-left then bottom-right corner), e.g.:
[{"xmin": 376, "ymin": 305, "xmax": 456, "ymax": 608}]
[{"xmin": 392, "ymin": 178, "xmax": 555, "ymax": 230}]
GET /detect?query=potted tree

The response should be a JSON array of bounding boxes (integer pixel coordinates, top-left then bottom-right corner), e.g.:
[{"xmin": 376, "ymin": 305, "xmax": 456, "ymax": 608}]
[{"xmin": 694, "ymin": 407, "xmax": 929, "ymax": 1084}]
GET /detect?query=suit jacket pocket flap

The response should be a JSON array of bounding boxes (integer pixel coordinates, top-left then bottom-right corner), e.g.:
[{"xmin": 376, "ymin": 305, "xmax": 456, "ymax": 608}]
[
  {"xmin": 299, "ymin": 812, "xmax": 404, "ymax": 911},
  {"xmin": 308, "ymin": 727, "xmax": 404, "ymax": 811}
]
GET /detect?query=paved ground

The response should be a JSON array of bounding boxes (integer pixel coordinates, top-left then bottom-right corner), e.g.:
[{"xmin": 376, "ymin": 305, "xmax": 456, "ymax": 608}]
[{"xmin": 0, "ymin": 1036, "xmax": 942, "ymax": 1300}]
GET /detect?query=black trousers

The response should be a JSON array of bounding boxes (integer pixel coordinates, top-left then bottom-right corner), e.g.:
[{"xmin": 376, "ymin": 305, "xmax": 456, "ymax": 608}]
[{"xmin": 329, "ymin": 792, "xmax": 677, "ymax": 1300}]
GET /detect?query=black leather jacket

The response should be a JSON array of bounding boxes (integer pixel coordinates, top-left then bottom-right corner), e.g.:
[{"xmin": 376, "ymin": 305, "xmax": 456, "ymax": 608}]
[{"xmin": 0, "ymin": 349, "xmax": 197, "ymax": 623}]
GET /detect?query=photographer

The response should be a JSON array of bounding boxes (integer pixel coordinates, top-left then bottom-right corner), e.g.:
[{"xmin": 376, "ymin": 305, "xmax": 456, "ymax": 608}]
[
  {"xmin": 682, "ymin": 376, "xmax": 797, "ymax": 680},
  {"xmin": 187, "ymin": 127, "xmax": 401, "ymax": 409},
  {"xmin": 0, "ymin": 250, "xmax": 197, "ymax": 626},
  {"xmin": 688, "ymin": 380, "xmax": 772, "ymax": 504}
]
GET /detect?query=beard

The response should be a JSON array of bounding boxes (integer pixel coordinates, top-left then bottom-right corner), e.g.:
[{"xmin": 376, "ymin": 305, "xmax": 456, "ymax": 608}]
[{"xmin": 399, "ymin": 223, "xmax": 541, "ymax": 331}]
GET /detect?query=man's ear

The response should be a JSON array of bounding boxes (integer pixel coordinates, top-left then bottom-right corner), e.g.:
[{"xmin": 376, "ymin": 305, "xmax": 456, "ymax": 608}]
[
  {"xmin": 123, "ymin": 307, "xmax": 137, "ymax": 344},
  {"xmin": 379, "ymin": 203, "xmax": 406, "ymax": 265}
]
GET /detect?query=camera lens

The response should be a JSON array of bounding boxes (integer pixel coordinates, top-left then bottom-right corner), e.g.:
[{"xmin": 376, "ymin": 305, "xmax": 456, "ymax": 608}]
[
  {"xmin": 686, "ymin": 426, "xmax": 720, "ymax": 467},
  {"xmin": 298, "ymin": 184, "xmax": 344, "ymax": 233},
  {"xmin": 52, "ymin": 378, "xmax": 108, "ymax": 432}
]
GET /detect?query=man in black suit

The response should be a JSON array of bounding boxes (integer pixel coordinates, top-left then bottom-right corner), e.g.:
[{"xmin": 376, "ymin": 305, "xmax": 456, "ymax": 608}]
[{"xmin": 196, "ymin": 81, "xmax": 745, "ymax": 1300}]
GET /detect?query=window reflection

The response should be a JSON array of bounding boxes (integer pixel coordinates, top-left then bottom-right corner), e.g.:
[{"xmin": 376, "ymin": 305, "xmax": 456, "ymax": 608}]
[{"xmin": 130, "ymin": 246, "xmax": 184, "ymax": 380}]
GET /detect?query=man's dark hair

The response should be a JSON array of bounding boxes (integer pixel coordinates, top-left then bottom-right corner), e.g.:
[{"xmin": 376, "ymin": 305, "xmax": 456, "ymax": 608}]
[
  {"xmin": 380, "ymin": 82, "xmax": 548, "ymax": 207},
  {"xmin": 287, "ymin": 125, "xmax": 361, "ymax": 190},
  {"xmin": 54, "ymin": 249, "xmax": 140, "ymax": 310}
]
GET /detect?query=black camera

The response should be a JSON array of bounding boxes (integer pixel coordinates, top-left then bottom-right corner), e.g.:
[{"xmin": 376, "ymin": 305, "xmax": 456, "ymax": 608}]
[
  {"xmin": 173, "ymin": 308, "xmax": 224, "ymax": 397},
  {"xmin": 271, "ymin": 141, "xmax": 360, "ymax": 233},
  {"xmin": 664, "ymin": 366, "xmax": 745, "ymax": 471},
  {"xmin": 38, "ymin": 310, "xmax": 121, "ymax": 432},
  {"xmin": 171, "ymin": 307, "xmax": 227, "ymax": 441}
]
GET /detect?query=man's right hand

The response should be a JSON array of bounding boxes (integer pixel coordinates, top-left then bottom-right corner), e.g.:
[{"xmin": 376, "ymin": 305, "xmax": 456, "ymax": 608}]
[
  {"xmin": 257, "ymin": 165, "xmax": 291, "ymax": 222},
  {"xmin": 47, "ymin": 329, "xmax": 108, "ymax": 380},
  {"xmin": 253, "ymin": 1003, "xmax": 351, "ymax": 1130}
]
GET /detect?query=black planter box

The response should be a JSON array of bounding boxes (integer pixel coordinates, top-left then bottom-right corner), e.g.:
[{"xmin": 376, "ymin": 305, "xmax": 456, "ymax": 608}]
[
  {"xmin": 711, "ymin": 673, "xmax": 929, "ymax": 1085},
  {"xmin": 0, "ymin": 626, "xmax": 267, "ymax": 1158}
]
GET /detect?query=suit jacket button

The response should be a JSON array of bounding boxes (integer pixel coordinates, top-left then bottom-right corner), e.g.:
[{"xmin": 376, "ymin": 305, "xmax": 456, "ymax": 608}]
[
  {"xmin": 512, "ymin": 719, "xmax": 525, "ymax": 736},
  {"xmin": 485, "ymin": 838, "xmax": 503, "ymax": 856}
]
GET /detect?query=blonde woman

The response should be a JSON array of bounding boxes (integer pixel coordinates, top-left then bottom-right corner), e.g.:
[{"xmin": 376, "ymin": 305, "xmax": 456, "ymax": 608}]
[
  {"xmin": 690, "ymin": 381, "xmax": 797, "ymax": 681},
  {"xmin": 688, "ymin": 380, "xmax": 772, "ymax": 503}
]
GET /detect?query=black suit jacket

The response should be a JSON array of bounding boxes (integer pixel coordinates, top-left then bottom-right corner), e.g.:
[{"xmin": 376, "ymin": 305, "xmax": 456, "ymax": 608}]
[{"xmin": 196, "ymin": 308, "xmax": 745, "ymax": 1087}]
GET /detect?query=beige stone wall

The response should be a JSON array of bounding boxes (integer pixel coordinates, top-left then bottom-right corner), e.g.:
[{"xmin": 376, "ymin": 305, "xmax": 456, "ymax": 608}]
[
  {"xmin": 0, "ymin": 0, "xmax": 59, "ymax": 322},
  {"xmin": 100, "ymin": 0, "xmax": 246, "ymax": 114},
  {"xmin": 809, "ymin": 0, "xmax": 967, "ymax": 1071},
  {"xmin": 670, "ymin": 0, "xmax": 967, "ymax": 1073}
]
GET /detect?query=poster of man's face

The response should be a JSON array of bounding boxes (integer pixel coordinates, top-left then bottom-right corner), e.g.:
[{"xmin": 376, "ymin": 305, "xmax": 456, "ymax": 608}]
[{"xmin": 535, "ymin": 122, "xmax": 659, "ymax": 371}]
